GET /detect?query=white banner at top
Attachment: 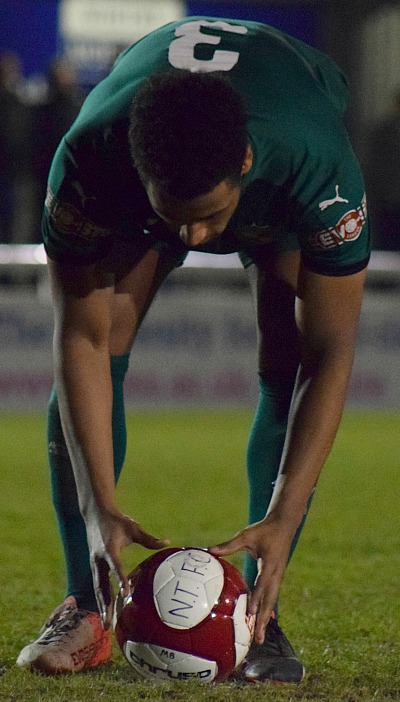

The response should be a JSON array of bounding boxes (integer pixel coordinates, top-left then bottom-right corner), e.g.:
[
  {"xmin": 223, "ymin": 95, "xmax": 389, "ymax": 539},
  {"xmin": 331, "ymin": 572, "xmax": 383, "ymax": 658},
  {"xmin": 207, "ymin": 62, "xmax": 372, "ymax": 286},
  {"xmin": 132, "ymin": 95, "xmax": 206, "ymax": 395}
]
[{"xmin": 60, "ymin": 0, "xmax": 185, "ymax": 43}]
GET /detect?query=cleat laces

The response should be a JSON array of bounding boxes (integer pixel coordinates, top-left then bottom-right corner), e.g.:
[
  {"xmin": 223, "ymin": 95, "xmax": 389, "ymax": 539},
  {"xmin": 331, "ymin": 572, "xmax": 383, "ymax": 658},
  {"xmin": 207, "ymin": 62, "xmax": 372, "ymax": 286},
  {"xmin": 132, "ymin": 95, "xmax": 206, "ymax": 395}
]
[{"xmin": 38, "ymin": 605, "xmax": 86, "ymax": 646}]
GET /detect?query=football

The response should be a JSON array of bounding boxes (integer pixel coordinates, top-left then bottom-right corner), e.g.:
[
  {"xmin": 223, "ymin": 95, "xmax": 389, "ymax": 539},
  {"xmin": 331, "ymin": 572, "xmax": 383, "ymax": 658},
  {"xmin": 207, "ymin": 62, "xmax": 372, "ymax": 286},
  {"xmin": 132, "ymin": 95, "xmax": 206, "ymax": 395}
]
[{"xmin": 114, "ymin": 547, "xmax": 255, "ymax": 683}]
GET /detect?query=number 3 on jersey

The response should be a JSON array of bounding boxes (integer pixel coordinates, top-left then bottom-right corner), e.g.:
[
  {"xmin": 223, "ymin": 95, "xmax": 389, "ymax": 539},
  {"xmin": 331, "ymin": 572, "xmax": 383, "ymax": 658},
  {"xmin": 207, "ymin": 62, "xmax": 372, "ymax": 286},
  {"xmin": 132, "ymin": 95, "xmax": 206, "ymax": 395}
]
[{"xmin": 168, "ymin": 20, "xmax": 248, "ymax": 72}]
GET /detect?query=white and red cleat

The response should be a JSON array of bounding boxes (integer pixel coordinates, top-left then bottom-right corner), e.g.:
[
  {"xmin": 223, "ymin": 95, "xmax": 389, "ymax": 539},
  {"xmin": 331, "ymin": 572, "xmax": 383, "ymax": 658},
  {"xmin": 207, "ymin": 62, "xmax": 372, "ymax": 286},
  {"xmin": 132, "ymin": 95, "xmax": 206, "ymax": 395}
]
[{"xmin": 17, "ymin": 596, "xmax": 112, "ymax": 674}]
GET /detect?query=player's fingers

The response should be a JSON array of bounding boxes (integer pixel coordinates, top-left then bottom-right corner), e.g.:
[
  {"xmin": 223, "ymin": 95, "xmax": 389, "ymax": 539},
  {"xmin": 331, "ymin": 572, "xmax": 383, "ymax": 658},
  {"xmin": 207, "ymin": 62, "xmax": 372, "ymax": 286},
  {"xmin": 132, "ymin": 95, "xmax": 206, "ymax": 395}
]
[
  {"xmin": 209, "ymin": 532, "xmax": 250, "ymax": 557},
  {"xmin": 254, "ymin": 599, "xmax": 274, "ymax": 644},
  {"xmin": 135, "ymin": 530, "xmax": 171, "ymax": 552},
  {"xmin": 92, "ymin": 557, "xmax": 112, "ymax": 629},
  {"xmin": 107, "ymin": 550, "xmax": 130, "ymax": 600},
  {"xmin": 93, "ymin": 585, "xmax": 106, "ymax": 628},
  {"xmin": 250, "ymin": 573, "xmax": 280, "ymax": 644},
  {"xmin": 102, "ymin": 599, "xmax": 114, "ymax": 630}
]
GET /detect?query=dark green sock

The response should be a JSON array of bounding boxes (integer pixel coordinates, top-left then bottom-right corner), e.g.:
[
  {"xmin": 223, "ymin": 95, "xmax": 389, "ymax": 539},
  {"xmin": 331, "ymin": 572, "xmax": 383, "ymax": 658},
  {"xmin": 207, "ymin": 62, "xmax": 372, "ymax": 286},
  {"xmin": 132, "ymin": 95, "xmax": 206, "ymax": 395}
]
[
  {"xmin": 48, "ymin": 353, "xmax": 130, "ymax": 611},
  {"xmin": 244, "ymin": 375, "xmax": 293, "ymax": 589},
  {"xmin": 244, "ymin": 373, "xmax": 313, "ymax": 602}
]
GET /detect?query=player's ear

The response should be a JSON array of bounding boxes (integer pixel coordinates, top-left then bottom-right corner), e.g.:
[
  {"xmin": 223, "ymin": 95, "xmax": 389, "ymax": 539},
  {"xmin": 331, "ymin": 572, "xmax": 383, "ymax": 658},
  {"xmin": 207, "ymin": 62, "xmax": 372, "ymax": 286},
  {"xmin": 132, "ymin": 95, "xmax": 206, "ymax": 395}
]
[{"xmin": 241, "ymin": 145, "xmax": 253, "ymax": 175}]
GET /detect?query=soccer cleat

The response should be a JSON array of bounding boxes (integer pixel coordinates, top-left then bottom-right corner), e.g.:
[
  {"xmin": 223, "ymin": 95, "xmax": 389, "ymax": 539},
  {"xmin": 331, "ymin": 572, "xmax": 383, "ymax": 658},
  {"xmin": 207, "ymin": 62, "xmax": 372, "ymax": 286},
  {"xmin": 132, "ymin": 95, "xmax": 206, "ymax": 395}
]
[
  {"xmin": 16, "ymin": 596, "xmax": 112, "ymax": 674},
  {"xmin": 242, "ymin": 615, "xmax": 305, "ymax": 683}
]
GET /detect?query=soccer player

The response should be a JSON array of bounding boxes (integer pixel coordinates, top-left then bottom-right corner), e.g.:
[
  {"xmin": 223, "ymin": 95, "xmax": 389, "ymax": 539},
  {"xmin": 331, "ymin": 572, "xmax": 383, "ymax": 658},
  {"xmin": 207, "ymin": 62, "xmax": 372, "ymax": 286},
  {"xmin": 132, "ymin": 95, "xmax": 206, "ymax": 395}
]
[{"xmin": 17, "ymin": 17, "xmax": 370, "ymax": 682}]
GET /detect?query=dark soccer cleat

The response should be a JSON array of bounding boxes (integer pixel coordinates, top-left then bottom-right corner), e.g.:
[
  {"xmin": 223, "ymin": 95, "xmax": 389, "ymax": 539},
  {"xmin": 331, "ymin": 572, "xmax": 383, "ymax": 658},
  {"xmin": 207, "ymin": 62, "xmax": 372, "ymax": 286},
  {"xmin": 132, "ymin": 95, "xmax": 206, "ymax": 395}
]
[{"xmin": 242, "ymin": 615, "xmax": 305, "ymax": 683}]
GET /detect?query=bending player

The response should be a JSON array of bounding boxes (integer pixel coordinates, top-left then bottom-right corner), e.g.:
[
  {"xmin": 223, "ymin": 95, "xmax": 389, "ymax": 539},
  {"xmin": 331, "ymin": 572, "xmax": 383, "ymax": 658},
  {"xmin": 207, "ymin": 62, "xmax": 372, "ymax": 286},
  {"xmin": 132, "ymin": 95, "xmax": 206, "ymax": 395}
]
[{"xmin": 17, "ymin": 16, "xmax": 370, "ymax": 682}]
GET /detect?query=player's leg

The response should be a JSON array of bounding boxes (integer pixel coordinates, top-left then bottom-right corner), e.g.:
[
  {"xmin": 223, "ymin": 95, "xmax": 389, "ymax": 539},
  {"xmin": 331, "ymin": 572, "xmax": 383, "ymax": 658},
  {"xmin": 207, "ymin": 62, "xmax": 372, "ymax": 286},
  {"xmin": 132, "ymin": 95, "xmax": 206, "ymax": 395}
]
[
  {"xmin": 242, "ymin": 249, "xmax": 307, "ymax": 683},
  {"xmin": 46, "ymin": 353, "xmax": 130, "ymax": 614},
  {"xmin": 17, "ymin": 246, "xmax": 180, "ymax": 674},
  {"xmin": 244, "ymin": 250, "xmax": 302, "ymax": 587}
]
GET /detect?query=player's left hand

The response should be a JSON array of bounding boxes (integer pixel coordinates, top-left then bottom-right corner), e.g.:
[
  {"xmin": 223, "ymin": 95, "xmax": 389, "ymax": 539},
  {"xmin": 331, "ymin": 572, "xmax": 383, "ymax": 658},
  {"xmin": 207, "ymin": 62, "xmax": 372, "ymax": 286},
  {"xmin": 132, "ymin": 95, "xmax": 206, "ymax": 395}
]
[{"xmin": 209, "ymin": 518, "xmax": 295, "ymax": 644}]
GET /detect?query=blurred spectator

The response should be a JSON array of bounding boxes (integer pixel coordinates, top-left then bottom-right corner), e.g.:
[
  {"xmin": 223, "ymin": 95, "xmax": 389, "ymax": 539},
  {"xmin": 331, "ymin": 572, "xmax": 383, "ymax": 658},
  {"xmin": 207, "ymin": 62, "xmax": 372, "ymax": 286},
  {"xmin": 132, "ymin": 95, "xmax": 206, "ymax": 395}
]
[
  {"xmin": 0, "ymin": 51, "xmax": 31, "ymax": 243},
  {"xmin": 29, "ymin": 57, "xmax": 84, "ymax": 242},
  {"xmin": 365, "ymin": 89, "xmax": 400, "ymax": 251}
]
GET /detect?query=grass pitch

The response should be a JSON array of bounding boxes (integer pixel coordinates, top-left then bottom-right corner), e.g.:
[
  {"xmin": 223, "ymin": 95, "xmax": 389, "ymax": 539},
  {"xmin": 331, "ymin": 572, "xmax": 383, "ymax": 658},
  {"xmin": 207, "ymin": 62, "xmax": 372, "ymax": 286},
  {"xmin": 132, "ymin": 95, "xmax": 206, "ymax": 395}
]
[{"xmin": 0, "ymin": 410, "xmax": 399, "ymax": 701}]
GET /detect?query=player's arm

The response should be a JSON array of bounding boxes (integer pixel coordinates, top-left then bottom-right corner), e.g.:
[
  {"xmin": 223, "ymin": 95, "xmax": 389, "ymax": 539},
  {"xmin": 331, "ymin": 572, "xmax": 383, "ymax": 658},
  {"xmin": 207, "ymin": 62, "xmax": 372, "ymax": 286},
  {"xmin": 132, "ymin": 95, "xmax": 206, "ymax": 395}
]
[
  {"xmin": 211, "ymin": 263, "xmax": 367, "ymax": 642},
  {"xmin": 47, "ymin": 256, "xmax": 169, "ymax": 626}
]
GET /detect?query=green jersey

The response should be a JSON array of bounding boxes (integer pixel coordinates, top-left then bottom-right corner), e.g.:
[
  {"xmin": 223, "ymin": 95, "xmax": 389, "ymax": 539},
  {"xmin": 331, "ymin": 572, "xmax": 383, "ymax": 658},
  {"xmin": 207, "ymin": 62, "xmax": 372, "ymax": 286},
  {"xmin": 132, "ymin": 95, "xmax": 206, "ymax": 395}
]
[{"xmin": 44, "ymin": 16, "xmax": 370, "ymax": 275}]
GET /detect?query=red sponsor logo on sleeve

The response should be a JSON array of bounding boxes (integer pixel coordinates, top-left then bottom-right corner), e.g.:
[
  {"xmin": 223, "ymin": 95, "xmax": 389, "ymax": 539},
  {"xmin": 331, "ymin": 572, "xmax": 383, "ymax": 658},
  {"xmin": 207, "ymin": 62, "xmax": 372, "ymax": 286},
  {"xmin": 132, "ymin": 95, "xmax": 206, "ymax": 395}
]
[
  {"xmin": 46, "ymin": 187, "xmax": 113, "ymax": 241},
  {"xmin": 309, "ymin": 194, "xmax": 367, "ymax": 249}
]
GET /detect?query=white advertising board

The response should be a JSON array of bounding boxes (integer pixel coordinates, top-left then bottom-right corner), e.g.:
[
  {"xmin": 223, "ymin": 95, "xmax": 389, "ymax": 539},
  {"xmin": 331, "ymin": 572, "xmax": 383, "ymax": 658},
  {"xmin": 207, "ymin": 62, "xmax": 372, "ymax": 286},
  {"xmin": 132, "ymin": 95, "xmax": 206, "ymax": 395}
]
[
  {"xmin": 58, "ymin": 0, "xmax": 185, "ymax": 83},
  {"xmin": 0, "ymin": 285, "xmax": 399, "ymax": 412},
  {"xmin": 60, "ymin": 0, "xmax": 185, "ymax": 43}
]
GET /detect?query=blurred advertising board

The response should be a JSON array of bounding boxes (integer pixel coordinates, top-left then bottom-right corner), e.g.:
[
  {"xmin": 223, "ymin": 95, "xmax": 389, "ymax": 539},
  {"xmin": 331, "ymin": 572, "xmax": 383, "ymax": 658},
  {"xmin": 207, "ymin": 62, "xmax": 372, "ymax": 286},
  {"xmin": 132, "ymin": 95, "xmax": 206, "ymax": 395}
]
[
  {"xmin": 58, "ymin": 0, "xmax": 185, "ymax": 84},
  {"xmin": 0, "ymin": 281, "xmax": 399, "ymax": 411}
]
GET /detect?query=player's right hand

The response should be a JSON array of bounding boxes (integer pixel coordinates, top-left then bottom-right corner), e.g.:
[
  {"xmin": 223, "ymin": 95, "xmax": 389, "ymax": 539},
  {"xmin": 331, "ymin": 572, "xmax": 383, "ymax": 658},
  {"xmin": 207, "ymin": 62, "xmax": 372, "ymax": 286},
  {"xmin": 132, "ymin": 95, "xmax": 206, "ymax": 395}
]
[{"xmin": 87, "ymin": 510, "xmax": 170, "ymax": 629}]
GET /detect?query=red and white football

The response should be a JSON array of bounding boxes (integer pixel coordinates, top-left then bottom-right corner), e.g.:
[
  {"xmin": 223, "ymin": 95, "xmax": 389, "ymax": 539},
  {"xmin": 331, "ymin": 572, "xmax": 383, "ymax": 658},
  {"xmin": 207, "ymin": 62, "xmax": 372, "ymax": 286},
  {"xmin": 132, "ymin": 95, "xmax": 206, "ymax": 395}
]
[{"xmin": 114, "ymin": 547, "xmax": 255, "ymax": 682}]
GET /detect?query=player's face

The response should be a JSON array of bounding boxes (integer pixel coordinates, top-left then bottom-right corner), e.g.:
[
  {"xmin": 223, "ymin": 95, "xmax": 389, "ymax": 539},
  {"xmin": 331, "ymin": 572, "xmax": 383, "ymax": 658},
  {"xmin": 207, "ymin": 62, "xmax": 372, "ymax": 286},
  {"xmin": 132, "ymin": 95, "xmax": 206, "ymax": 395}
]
[
  {"xmin": 147, "ymin": 146, "xmax": 253, "ymax": 247},
  {"xmin": 147, "ymin": 180, "xmax": 241, "ymax": 246}
]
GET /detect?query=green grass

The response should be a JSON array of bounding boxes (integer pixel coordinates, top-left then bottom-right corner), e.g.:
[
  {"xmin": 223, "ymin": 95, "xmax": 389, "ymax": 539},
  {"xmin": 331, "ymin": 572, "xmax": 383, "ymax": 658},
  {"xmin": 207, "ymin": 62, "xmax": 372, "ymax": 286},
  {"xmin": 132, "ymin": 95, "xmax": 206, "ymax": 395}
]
[{"xmin": 0, "ymin": 411, "xmax": 399, "ymax": 701}]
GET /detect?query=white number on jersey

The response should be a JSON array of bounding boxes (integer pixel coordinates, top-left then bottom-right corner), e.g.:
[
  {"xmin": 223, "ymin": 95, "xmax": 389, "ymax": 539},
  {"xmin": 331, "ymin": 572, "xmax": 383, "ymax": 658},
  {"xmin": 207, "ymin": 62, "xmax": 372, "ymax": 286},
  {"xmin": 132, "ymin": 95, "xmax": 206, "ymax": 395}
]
[{"xmin": 168, "ymin": 20, "xmax": 248, "ymax": 72}]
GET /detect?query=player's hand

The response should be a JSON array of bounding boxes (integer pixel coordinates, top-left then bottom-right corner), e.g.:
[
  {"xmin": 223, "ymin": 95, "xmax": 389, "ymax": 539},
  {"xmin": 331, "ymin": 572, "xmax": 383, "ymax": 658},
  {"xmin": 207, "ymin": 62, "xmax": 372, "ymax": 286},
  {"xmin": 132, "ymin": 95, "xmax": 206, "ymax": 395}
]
[
  {"xmin": 87, "ymin": 510, "xmax": 170, "ymax": 629},
  {"xmin": 209, "ymin": 518, "xmax": 295, "ymax": 644}
]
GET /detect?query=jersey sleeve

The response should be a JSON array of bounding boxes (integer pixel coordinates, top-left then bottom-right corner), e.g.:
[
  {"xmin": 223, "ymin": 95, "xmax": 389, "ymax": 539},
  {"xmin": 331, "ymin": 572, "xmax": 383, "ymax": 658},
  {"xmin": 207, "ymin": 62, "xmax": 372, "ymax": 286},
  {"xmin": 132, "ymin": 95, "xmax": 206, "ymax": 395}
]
[
  {"xmin": 290, "ymin": 134, "xmax": 371, "ymax": 276},
  {"xmin": 42, "ymin": 132, "xmax": 115, "ymax": 262},
  {"xmin": 42, "ymin": 122, "xmax": 150, "ymax": 264}
]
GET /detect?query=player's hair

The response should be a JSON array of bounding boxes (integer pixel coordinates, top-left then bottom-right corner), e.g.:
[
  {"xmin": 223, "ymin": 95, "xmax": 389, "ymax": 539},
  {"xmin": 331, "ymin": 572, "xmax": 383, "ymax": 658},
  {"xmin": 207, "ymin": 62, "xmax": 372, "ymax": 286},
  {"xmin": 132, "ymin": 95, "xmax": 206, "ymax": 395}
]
[{"xmin": 128, "ymin": 70, "xmax": 248, "ymax": 200}]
